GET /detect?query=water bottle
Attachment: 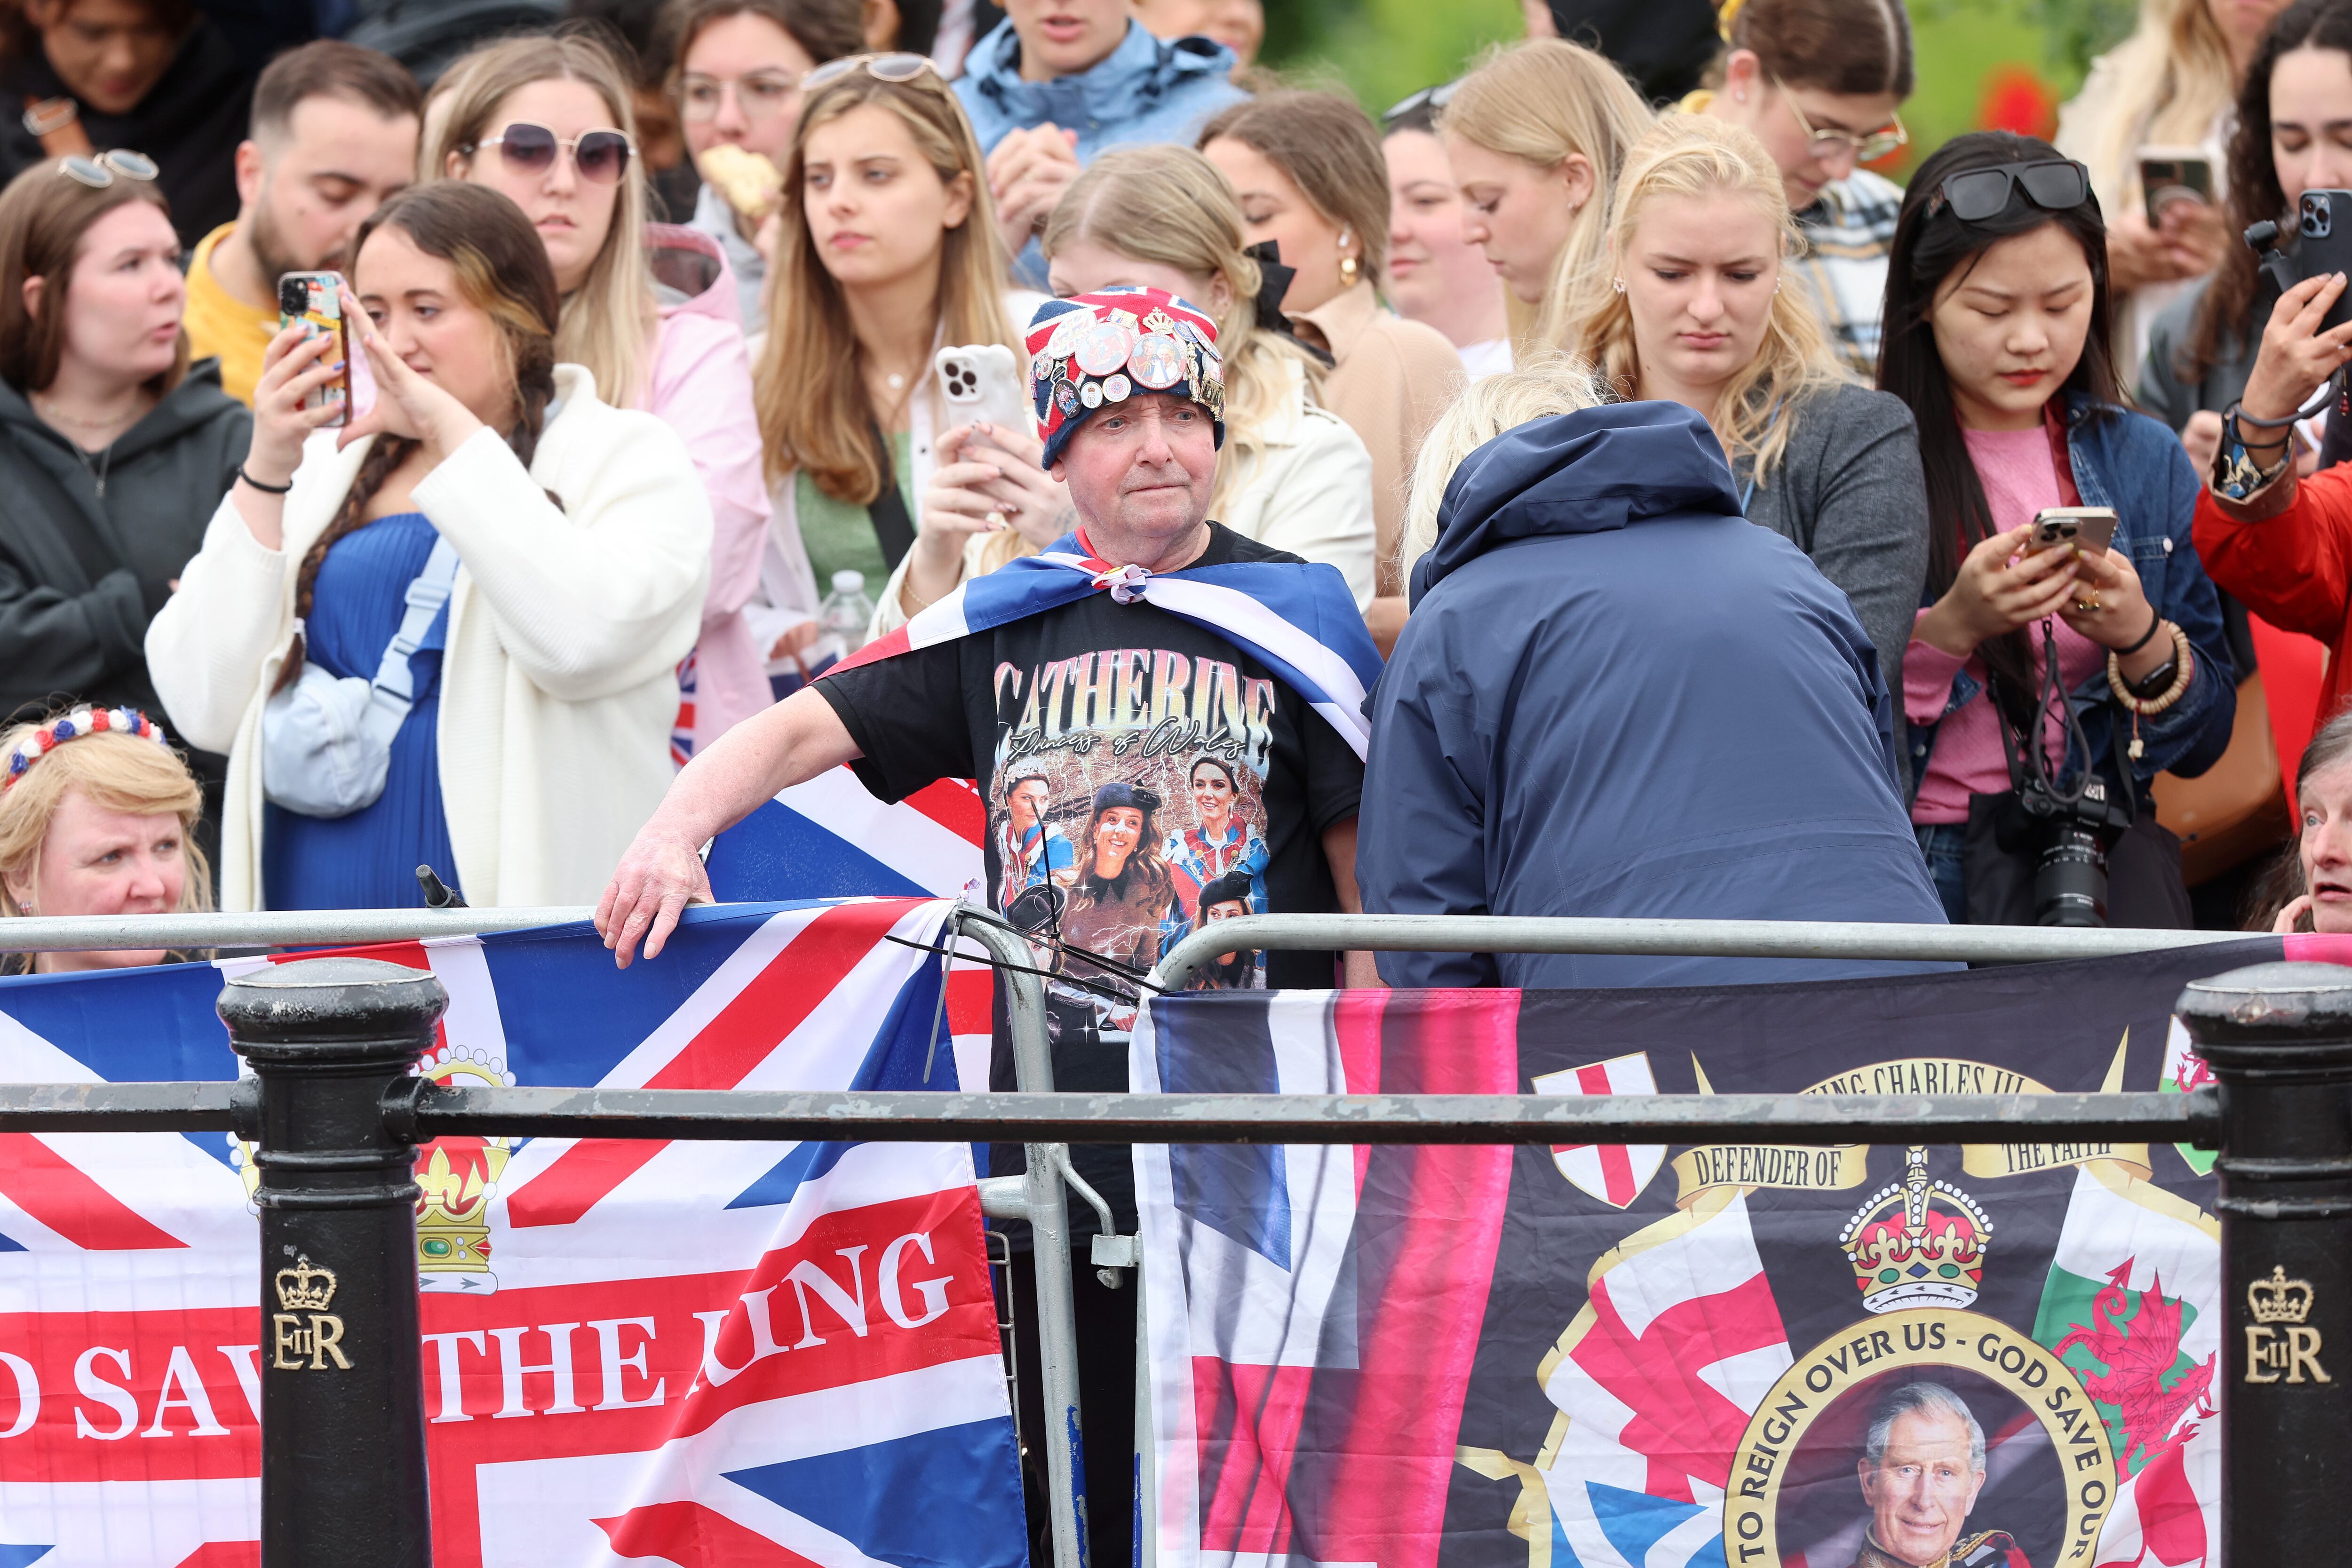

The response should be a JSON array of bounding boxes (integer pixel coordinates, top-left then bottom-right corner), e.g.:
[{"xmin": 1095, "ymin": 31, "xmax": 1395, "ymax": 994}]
[{"xmin": 817, "ymin": 569, "xmax": 876, "ymax": 657}]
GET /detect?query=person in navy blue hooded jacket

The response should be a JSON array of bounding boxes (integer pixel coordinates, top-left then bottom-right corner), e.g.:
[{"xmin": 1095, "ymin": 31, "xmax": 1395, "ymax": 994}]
[{"xmin": 1359, "ymin": 364, "xmax": 1953, "ymax": 989}]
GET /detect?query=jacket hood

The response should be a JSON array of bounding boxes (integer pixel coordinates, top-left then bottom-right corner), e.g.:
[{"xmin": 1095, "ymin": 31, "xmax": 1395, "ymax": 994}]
[
  {"xmin": 1410, "ymin": 400, "xmax": 1743, "ymax": 605},
  {"xmin": 647, "ymin": 223, "xmax": 741, "ymax": 327},
  {"xmin": 0, "ymin": 357, "xmax": 242, "ymax": 464},
  {"xmin": 964, "ymin": 18, "xmax": 1235, "ymax": 118}
]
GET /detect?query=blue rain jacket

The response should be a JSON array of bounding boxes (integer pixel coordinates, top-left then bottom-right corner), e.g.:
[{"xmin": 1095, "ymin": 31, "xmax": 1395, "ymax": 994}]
[{"xmin": 1359, "ymin": 402, "xmax": 1954, "ymax": 989}]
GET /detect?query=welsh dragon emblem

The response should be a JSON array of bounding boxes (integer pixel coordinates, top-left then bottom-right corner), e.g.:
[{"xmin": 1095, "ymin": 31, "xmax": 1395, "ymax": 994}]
[{"xmin": 2052, "ymin": 1259, "xmax": 2217, "ymax": 1476}]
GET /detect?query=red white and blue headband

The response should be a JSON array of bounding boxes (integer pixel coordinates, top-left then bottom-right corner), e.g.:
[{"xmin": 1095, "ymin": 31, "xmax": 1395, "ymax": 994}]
[
  {"xmin": 4, "ymin": 707, "xmax": 169, "ymax": 793},
  {"xmin": 1027, "ymin": 287, "xmax": 1225, "ymax": 469}
]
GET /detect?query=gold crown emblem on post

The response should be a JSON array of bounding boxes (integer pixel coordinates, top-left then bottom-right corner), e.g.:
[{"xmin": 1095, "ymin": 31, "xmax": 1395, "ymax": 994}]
[
  {"xmin": 1839, "ymin": 1146, "xmax": 1993, "ymax": 1314},
  {"xmin": 275, "ymin": 1255, "xmax": 337, "ymax": 1312},
  {"xmin": 2249, "ymin": 1266, "xmax": 2317, "ymax": 1324}
]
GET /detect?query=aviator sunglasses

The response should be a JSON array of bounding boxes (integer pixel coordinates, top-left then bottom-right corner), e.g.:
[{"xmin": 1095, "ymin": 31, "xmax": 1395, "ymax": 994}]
[
  {"xmin": 463, "ymin": 122, "xmax": 635, "ymax": 183},
  {"xmin": 1926, "ymin": 158, "xmax": 2092, "ymax": 223}
]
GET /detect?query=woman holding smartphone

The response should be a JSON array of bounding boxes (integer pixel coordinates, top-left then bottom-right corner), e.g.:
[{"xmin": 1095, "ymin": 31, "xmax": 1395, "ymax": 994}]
[{"xmin": 1883, "ymin": 131, "xmax": 2235, "ymax": 926}]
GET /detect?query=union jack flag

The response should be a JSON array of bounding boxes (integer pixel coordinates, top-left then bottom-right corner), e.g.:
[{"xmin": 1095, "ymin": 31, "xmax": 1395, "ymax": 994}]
[{"xmin": 0, "ymin": 898, "xmax": 1022, "ymax": 1568}]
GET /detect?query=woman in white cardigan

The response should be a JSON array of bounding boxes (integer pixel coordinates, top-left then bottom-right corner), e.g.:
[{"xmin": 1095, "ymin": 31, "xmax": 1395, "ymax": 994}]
[{"xmin": 146, "ymin": 183, "xmax": 711, "ymax": 912}]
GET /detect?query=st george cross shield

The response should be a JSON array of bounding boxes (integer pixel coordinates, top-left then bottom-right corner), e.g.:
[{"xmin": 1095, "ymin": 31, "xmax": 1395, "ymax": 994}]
[{"xmin": 1532, "ymin": 1051, "xmax": 1667, "ymax": 1209}]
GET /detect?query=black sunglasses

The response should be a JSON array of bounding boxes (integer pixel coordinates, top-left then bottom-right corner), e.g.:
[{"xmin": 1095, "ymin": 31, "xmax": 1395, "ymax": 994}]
[
  {"xmin": 1926, "ymin": 158, "xmax": 2091, "ymax": 224},
  {"xmin": 1381, "ymin": 80, "xmax": 1458, "ymax": 131},
  {"xmin": 467, "ymin": 122, "xmax": 634, "ymax": 184}
]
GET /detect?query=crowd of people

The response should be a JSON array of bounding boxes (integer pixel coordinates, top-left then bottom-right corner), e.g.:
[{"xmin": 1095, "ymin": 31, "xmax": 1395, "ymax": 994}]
[{"xmin": 12, "ymin": 0, "xmax": 2352, "ymax": 1551}]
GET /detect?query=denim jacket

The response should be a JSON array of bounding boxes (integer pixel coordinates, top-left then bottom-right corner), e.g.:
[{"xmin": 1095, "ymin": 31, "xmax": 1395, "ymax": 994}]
[
  {"xmin": 1907, "ymin": 395, "xmax": 2236, "ymax": 808},
  {"xmin": 953, "ymin": 19, "xmax": 1246, "ymax": 284}
]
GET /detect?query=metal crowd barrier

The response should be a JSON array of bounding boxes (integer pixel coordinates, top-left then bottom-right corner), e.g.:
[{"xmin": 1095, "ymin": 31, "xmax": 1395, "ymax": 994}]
[{"xmin": 0, "ymin": 907, "xmax": 2340, "ymax": 1567}]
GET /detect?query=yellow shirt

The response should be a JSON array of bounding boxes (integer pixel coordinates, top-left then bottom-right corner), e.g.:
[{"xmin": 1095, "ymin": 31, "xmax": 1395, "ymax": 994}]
[{"xmin": 182, "ymin": 223, "xmax": 278, "ymax": 406}]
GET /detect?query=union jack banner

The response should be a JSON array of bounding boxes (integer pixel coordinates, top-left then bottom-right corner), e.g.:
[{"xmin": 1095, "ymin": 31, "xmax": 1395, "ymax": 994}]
[
  {"xmin": 1133, "ymin": 937, "xmax": 2352, "ymax": 1568},
  {"xmin": 0, "ymin": 898, "xmax": 1021, "ymax": 1568}
]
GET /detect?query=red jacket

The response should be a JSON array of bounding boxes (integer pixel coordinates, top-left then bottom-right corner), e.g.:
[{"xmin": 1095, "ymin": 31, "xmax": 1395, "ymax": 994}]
[{"xmin": 2194, "ymin": 467, "xmax": 2352, "ymax": 730}]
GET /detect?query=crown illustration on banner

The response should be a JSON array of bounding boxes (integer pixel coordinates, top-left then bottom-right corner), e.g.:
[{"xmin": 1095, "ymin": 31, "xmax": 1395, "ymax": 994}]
[
  {"xmin": 276, "ymin": 1255, "xmax": 337, "ymax": 1312},
  {"xmin": 413, "ymin": 1044, "xmax": 517, "ymax": 1291},
  {"xmin": 2250, "ymin": 1266, "xmax": 2316, "ymax": 1324},
  {"xmin": 1839, "ymin": 1146, "xmax": 1993, "ymax": 1314}
]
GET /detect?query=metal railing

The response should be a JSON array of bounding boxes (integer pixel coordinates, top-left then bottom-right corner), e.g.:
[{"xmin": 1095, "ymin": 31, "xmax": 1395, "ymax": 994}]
[{"xmin": 0, "ymin": 907, "xmax": 2339, "ymax": 1568}]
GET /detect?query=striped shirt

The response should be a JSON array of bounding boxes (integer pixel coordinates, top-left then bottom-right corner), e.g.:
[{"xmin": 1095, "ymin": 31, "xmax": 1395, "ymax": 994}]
[{"xmin": 1793, "ymin": 168, "xmax": 1905, "ymax": 377}]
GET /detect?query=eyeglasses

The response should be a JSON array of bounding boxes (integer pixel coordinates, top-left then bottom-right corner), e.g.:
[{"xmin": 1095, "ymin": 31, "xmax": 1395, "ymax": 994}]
[
  {"xmin": 1926, "ymin": 158, "xmax": 2092, "ymax": 223},
  {"xmin": 679, "ymin": 69, "xmax": 801, "ymax": 123},
  {"xmin": 1381, "ymin": 79, "xmax": 1458, "ymax": 130},
  {"xmin": 465, "ymin": 122, "xmax": 635, "ymax": 184},
  {"xmin": 1774, "ymin": 80, "xmax": 1908, "ymax": 165},
  {"xmin": 801, "ymin": 52, "xmax": 943, "ymax": 92},
  {"xmin": 57, "ymin": 149, "xmax": 157, "ymax": 189}
]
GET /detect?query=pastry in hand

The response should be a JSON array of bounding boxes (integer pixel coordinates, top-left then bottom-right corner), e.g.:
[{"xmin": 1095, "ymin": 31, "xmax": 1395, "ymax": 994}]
[{"xmin": 699, "ymin": 143, "xmax": 783, "ymax": 221}]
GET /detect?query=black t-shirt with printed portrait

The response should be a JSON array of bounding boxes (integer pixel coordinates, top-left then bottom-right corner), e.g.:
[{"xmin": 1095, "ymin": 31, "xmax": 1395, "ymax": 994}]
[{"xmin": 815, "ymin": 523, "xmax": 1366, "ymax": 1227}]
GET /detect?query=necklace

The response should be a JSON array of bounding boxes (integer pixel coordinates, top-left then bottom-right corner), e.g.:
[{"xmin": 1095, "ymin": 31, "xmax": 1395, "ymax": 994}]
[{"xmin": 35, "ymin": 394, "xmax": 142, "ymax": 433}]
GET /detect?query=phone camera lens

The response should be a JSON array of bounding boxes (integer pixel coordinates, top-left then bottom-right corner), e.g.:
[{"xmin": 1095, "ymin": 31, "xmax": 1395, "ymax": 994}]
[{"xmin": 278, "ymin": 277, "xmax": 308, "ymax": 315}]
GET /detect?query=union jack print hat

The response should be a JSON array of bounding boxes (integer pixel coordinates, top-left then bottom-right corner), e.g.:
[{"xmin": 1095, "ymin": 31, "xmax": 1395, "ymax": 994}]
[{"xmin": 1026, "ymin": 287, "xmax": 1225, "ymax": 469}]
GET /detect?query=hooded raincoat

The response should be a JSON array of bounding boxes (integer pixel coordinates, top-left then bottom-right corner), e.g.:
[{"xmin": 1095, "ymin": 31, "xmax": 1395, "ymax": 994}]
[{"xmin": 1359, "ymin": 402, "xmax": 1951, "ymax": 989}]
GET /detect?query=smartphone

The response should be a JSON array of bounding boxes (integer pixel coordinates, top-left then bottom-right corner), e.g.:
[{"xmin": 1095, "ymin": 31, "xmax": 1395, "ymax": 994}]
[
  {"xmin": 2295, "ymin": 191, "xmax": 2352, "ymax": 331},
  {"xmin": 2138, "ymin": 147, "xmax": 2213, "ymax": 229},
  {"xmin": 934, "ymin": 344, "xmax": 1028, "ymax": 434},
  {"xmin": 277, "ymin": 271, "xmax": 350, "ymax": 428},
  {"xmin": 2025, "ymin": 506, "xmax": 2119, "ymax": 562}
]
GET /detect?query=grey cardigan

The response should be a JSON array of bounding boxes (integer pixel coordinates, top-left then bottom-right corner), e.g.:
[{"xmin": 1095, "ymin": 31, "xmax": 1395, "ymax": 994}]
[{"xmin": 1735, "ymin": 381, "xmax": 1932, "ymax": 792}]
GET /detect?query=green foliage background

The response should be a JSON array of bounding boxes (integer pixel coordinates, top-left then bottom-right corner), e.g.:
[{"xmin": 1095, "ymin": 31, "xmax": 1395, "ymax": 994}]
[{"xmin": 1259, "ymin": 0, "xmax": 2143, "ymax": 179}]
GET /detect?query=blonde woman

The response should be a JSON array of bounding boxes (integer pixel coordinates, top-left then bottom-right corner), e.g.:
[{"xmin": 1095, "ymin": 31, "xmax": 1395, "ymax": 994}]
[
  {"xmin": 1038, "ymin": 146, "xmax": 1375, "ymax": 601},
  {"xmin": 1561, "ymin": 115, "xmax": 1927, "ymax": 772},
  {"xmin": 743, "ymin": 56, "xmax": 1044, "ymax": 654},
  {"xmin": 0, "ymin": 707, "xmax": 212, "ymax": 974},
  {"xmin": 434, "ymin": 32, "xmax": 771, "ymax": 761},
  {"xmin": 2057, "ymin": 0, "xmax": 2295, "ymax": 376},
  {"xmin": 1438, "ymin": 38, "xmax": 1651, "ymax": 351}
]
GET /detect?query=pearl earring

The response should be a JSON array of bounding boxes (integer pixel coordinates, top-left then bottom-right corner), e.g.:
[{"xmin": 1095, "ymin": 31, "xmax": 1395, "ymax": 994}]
[
  {"xmin": 1339, "ymin": 230, "xmax": 1359, "ymax": 290},
  {"xmin": 1611, "ymin": 276, "xmax": 1626, "ymax": 293}
]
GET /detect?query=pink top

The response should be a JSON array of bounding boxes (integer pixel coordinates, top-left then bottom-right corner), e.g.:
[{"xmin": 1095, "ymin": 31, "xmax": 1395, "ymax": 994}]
[
  {"xmin": 1907, "ymin": 424, "xmax": 2104, "ymax": 824},
  {"xmin": 644, "ymin": 224, "xmax": 773, "ymax": 756}
]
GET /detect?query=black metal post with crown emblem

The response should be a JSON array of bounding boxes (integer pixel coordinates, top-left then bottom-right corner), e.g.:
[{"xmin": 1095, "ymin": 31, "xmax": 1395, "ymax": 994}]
[
  {"xmin": 221, "ymin": 957, "xmax": 445, "ymax": 1568},
  {"xmin": 2177, "ymin": 961, "xmax": 2352, "ymax": 1565}
]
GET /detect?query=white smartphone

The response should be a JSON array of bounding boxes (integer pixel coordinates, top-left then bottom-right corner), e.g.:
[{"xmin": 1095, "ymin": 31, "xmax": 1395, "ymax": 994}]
[{"xmin": 934, "ymin": 344, "xmax": 1029, "ymax": 434}]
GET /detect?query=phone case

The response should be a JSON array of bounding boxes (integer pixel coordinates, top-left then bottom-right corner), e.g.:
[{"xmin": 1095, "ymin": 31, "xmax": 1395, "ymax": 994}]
[
  {"xmin": 2296, "ymin": 193, "xmax": 2352, "ymax": 331},
  {"xmin": 934, "ymin": 344, "xmax": 1028, "ymax": 434},
  {"xmin": 277, "ymin": 272, "xmax": 350, "ymax": 428}
]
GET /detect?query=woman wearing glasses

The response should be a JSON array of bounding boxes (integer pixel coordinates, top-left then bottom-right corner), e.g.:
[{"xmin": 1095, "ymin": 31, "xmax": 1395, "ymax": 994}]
[
  {"xmin": 1690, "ymin": 0, "xmax": 1915, "ymax": 377},
  {"xmin": 1883, "ymin": 132, "xmax": 2235, "ymax": 926},
  {"xmin": 435, "ymin": 32, "xmax": 773, "ymax": 764},
  {"xmin": 753, "ymin": 55, "xmax": 1044, "ymax": 651},
  {"xmin": 660, "ymin": 0, "xmax": 865, "ymax": 331},
  {"xmin": 0, "ymin": 152, "xmax": 248, "ymax": 828},
  {"xmin": 1555, "ymin": 114, "xmax": 1929, "ymax": 786}
]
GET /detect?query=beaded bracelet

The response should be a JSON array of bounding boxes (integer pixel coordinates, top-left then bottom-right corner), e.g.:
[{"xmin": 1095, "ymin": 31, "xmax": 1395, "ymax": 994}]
[{"xmin": 2106, "ymin": 621, "xmax": 2193, "ymax": 761}]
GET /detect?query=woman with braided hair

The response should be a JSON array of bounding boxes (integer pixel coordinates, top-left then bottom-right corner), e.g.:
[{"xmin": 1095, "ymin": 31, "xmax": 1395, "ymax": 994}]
[{"xmin": 145, "ymin": 180, "xmax": 712, "ymax": 911}]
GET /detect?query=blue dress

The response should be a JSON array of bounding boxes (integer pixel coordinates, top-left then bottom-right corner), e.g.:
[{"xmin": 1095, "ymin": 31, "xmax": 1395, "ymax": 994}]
[{"xmin": 262, "ymin": 512, "xmax": 459, "ymax": 910}]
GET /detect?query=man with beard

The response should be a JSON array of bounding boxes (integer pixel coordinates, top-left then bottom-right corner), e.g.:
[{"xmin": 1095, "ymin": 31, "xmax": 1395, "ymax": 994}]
[{"xmin": 182, "ymin": 40, "xmax": 420, "ymax": 404}]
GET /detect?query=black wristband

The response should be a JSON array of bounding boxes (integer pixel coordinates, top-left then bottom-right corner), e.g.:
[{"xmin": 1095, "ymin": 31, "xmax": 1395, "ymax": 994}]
[
  {"xmin": 2118, "ymin": 607, "xmax": 2165, "ymax": 656},
  {"xmin": 238, "ymin": 465, "xmax": 293, "ymax": 494}
]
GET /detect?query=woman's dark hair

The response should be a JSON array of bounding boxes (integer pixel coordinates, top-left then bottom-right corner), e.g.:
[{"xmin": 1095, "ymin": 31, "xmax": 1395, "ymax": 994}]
[
  {"xmin": 286, "ymin": 183, "xmax": 561, "ymax": 665},
  {"xmin": 1713, "ymin": 0, "xmax": 1914, "ymax": 97},
  {"xmin": 2182, "ymin": 0, "xmax": 2352, "ymax": 387},
  {"xmin": 654, "ymin": 0, "xmax": 863, "ymax": 91},
  {"xmin": 0, "ymin": 156, "xmax": 185, "ymax": 396},
  {"xmin": 1189, "ymin": 756, "xmax": 1240, "ymax": 796},
  {"xmin": 1879, "ymin": 130, "xmax": 2120, "ymax": 731}
]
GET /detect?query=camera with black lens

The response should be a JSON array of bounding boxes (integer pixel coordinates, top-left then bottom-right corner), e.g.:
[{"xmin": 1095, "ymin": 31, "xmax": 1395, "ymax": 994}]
[{"xmin": 2007, "ymin": 773, "xmax": 2135, "ymax": 926}]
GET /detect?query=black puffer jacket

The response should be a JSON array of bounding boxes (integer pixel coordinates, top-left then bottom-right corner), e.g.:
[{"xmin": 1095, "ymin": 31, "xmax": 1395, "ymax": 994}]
[{"xmin": 0, "ymin": 357, "xmax": 248, "ymax": 728}]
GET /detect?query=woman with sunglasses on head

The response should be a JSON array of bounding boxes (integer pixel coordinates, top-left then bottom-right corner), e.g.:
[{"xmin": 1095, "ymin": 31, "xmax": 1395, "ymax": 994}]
[
  {"xmin": 2142, "ymin": 0, "xmax": 2352, "ymax": 464},
  {"xmin": 145, "ymin": 182, "xmax": 712, "ymax": 911},
  {"xmin": 1691, "ymin": 0, "xmax": 1915, "ymax": 377},
  {"xmin": 750, "ymin": 55, "xmax": 1045, "ymax": 653},
  {"xmin": 1438, "ymin": 39, "xmax": 1652, "ymax": 352},
  {"xmin": 0, "ymin": 152, "xmax": 248, "ymax": 840},
  {"xmin": 1556, "ymin": 114, "xmax": 1929, "ymax": 780},
  {"xmin": 1884, "ymin": 132, "xmax": 2236, "ymax": 927},
  {"xmin": 659, "ymin": 0, "xmax": 865, "ymax": 331},
  {"xmin": 436, "ymin": 32, "xmax": 771, "ymax": 765},
  {"xmin": 1200, "ymin": 89, "xmax": 1466, "ymax": 650},
  {"xmin": 2057, "ymin": 0, "xmax": 2293, "ymax": 386}
]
